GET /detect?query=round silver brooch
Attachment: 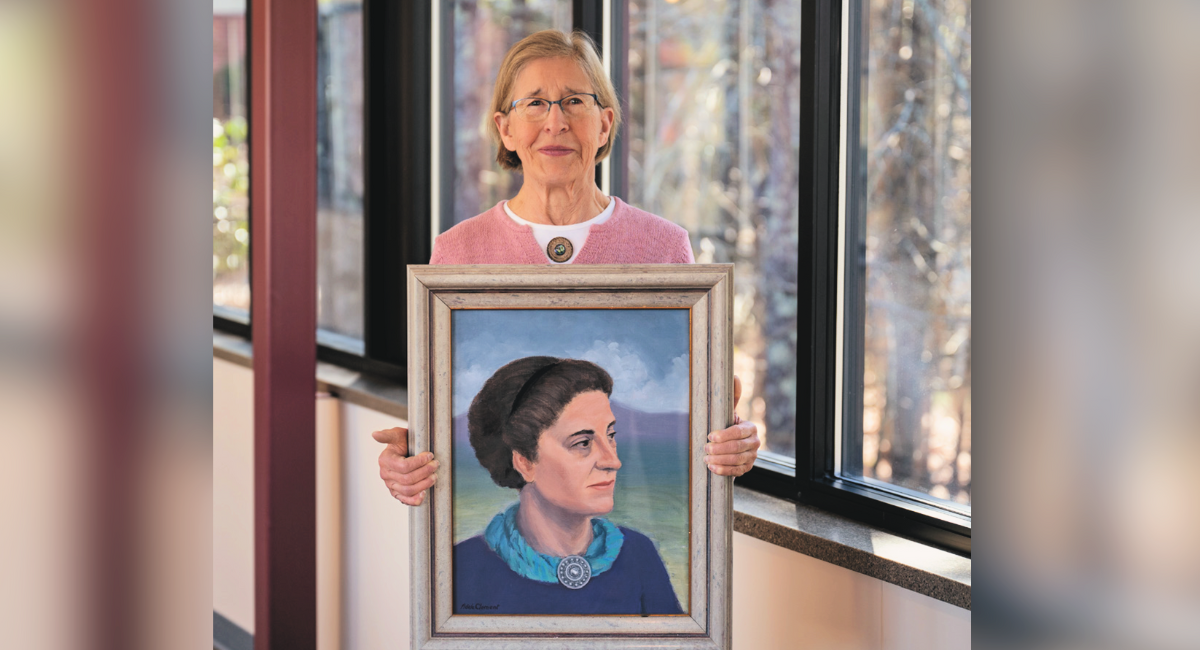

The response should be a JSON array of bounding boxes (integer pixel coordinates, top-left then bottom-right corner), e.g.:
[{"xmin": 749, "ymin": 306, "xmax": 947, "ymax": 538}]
[
  {"xmin": 556, "ymin": 555, "xmax": 592, "ymax": 589},
  {"xmin": 546, "ymin": 236, "xmax": 573, "ymax": 263}
]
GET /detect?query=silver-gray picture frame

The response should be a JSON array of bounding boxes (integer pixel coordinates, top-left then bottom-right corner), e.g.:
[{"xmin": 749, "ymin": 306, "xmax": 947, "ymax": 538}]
[{"xmin": 407, "ymin": 264, "xmax": 734, "ymax": 650}]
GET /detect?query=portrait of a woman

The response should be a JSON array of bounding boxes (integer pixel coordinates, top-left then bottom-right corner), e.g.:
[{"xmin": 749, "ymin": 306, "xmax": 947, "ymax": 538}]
[{"xmin": 452, "ymin": 356, "xmax": 683, "ymax": 615}]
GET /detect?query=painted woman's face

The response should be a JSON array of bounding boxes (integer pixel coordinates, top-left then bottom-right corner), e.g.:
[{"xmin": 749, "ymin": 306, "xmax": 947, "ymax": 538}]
[{"xmin": 519, "ymin": 390, "xmax": 621, "ymax": 517}]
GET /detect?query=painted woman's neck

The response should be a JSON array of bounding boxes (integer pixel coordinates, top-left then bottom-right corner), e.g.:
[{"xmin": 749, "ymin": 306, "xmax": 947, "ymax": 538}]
[{"xmin": 515, "ymin": 487, "xmax": 593, "ymax": 557}]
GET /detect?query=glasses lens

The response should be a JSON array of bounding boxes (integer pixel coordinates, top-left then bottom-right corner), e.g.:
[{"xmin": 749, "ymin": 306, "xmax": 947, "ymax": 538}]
[
  {"xmin": 562, "ymin": 94, "xmax": 596, "ymax": 116},
  {"xmin": 513, "ymin": 95, "xmax": 596, "ymax": 120},
  {"xmin": 515, "ymin": 98, "xmax": 548, "ymax": 119}
]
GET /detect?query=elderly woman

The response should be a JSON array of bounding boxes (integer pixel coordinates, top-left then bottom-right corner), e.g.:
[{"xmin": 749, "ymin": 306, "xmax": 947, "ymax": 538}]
[
  {"xmin": 373, "ymin": 29, "xmax": 759, "ymax": 505},
  {"xmin": 454, "ymin": 356, "xmax": 682, "ymax": 615}
]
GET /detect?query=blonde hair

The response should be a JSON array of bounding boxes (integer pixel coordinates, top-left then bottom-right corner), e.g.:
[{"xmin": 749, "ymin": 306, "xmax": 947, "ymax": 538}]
[{"xmin": 488, "ymin": 29, "xmax": 622, "ymax": 171}]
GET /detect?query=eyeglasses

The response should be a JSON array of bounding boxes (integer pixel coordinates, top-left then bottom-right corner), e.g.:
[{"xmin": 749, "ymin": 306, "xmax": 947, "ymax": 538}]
[{"xmin": 508, "ymin": 93, "xmax": 601, "ymax": 121}]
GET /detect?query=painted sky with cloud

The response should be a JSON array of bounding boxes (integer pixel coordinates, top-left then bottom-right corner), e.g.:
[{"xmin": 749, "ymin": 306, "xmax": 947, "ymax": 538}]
[{"xmin": 452, "ymin": 309, "xmax": 690, "ymax": 414}]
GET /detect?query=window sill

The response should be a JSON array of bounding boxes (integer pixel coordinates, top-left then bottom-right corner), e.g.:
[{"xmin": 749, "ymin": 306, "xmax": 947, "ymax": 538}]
[
  {"xmin": 214, "ymin": 330, "xmax": 407, "ymax": 420},
  {"xmin": 214, "ymin": 331, "xmax": 970, "ymax": 610},
  {"xmin": 732, "ymin": 486, "xmax": 969, "ymax": 609}
]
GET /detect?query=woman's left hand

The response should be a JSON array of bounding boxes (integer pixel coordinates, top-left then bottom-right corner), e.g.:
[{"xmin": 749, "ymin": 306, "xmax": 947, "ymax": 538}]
[{"xmin": 705, "ymin": 375, "xmax": 761, "ymax": 477}]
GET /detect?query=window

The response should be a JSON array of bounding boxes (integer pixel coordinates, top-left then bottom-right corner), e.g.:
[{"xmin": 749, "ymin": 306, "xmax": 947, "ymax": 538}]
[
  {"xmin": 625, "ymin": 0, "xmax": 801, "ymax": 466},
  {"xmin": 317, "ymin": 0, "xmax": 366, "ymax": 345},
  {"xmin": 440, "ymin": 0, "xmax": 573, "ymax": 232},
  {"xmin": 739, "ymin": 0, "xmax": 971, "ymax": 554},
  {"xmin": 213, "ymin": 1, "xmax": 433, "ymax": 379},
  {"xmin": 844, "ymin": 0, "xmax": 972, "ymax": 510},
  {"xmin": 212, "ymin": 0, "xmax": 249, "ymax": 323},
  {"xmin": 209, "ymin": 0, "xmax": 372, "ymax": 343}
]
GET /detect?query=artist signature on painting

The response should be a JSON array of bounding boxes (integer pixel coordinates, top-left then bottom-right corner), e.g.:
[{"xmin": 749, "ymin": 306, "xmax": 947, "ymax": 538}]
[{"xmin": 460, "ymin": 603, "xmax": 500, "ymax": 610}]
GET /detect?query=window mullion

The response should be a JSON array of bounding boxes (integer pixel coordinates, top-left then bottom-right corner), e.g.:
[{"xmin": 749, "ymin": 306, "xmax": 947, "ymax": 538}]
[{"xmin": 362, "ymin": 0, "xmax": 432, "ymax": 378}]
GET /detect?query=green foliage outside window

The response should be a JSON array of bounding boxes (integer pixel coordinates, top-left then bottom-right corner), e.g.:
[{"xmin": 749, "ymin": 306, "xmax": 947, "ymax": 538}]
[{"xmin": 213, "ymin": 115, "xmax": 250, "ymax": 310}]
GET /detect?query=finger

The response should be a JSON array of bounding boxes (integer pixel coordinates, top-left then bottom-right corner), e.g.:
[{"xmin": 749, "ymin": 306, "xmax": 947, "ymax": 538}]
[
  {"xmin": 728, "ymin": 463, "xmax": 753, "ymax": 477},
  {"xmin": 371, "ymin": 426, "xmax": 407, "ymax": 446},
  {"xmin": 705, "ymin": 462, "xmax": 741, "ymax": 477},
  {"xmin": 381, "ymin": 451, "xmax": 436, "ymax": 476},
  {"xmin": 388, "ymin": 473, "xmax": 436, "ymax": 497},
  {"xmin": 704, "ymin": 450, "xmax": 758, "ymax": 468},
  {"xmin": 393, "ymin": 490, "xmax": 426, "ymax": 507},
  {"xmin": 707, "ymin": 420, "xmax": 758, "ymax": 444},
  {"xmin": 705, "ymin": 457, "xmax": 756, "ymax": 477},
  {"xmin": 704, "ymin": 434, "xmax": 760, "ymax": 456},
  {"xmin": 732, "ymin": 375, "xmax": 743, "ymax": 410},
  {"xmin": 383, "ymin": 458, "xmax": 440, "ymax": 486},
  {"xmin": 373, "ymin": 428, "xmax": 411, "ymax": 458},
  {"xmin": 387, "ymin": 474, "xmax": 435, "ymax": 498}
]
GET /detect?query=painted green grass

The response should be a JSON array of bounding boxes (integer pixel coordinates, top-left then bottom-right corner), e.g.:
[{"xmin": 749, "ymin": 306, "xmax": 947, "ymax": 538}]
[{"xmin": 453, "ymin": 437, "xmax": 690, "ymax": 608}]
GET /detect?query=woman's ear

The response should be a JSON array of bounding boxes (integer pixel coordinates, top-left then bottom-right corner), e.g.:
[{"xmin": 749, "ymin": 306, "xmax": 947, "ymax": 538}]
[
  {"xmin": 597, "ymin": 106, "xmax": 615, "ymax": 144},
  {"xmin": 512, "ymin": 450, "xmax": 536, "ymax": 483},
  {"xmin": 494, "ymin": 111, "xmax": 516, "ymax": 152}
]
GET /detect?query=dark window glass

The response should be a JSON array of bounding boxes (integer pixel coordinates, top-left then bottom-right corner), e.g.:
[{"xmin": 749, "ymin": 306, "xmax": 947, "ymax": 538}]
[
  {"xmin": 843, "ymin": 0, "xmax": 972, "ymax": 509},
  {"xmin": 628, "ymin": 0, "xmax": 801, "ymax": 463},
  {"xmin": 317, "ymin": 0, "xmax": 365, "ymax": 342}
]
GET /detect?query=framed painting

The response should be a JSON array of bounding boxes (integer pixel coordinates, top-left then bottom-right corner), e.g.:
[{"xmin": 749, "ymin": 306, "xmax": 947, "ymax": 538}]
[{"xmin": 407, "ymin": 264, "xmax": 734, "ymax": 650}]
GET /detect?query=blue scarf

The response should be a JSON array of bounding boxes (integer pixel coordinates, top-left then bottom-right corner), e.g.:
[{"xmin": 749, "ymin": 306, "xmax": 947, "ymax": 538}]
[{"xmin": 483, "ymin": 503, "xmax": 624, "ymax": 583}]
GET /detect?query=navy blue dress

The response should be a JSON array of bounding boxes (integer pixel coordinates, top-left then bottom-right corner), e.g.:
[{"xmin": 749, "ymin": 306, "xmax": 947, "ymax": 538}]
[{"xmin": 453, "ymin": 526, "xmax": 684, "ymax": 615}]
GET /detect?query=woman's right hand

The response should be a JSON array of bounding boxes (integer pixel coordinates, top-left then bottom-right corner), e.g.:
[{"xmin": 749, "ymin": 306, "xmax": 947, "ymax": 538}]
[{"xmin": 371, "ymin": 427, "xmax": 439, "ymax": 506}]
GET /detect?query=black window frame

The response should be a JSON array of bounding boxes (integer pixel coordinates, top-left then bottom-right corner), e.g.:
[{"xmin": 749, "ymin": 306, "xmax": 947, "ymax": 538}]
[{"xmin": 735, "ymin": 0, "xmax": 971, "ymax": 557}]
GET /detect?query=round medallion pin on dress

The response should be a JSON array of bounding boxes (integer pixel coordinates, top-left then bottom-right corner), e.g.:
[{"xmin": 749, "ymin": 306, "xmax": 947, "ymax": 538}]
[
  {"xmin": 546, "ymin": 237, "xmax": 573, "ymax": 262},
  {"xmin": 557, "ymin": 555, "xmax": 591, "ymax": 589}
]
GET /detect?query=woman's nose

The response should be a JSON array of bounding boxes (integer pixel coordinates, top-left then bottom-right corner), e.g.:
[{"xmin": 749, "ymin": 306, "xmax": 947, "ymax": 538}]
[
  {"xmin": 596, "ymin": 436, "xmax": 621, "ymax": 471},
  {"xmin": 543, "ymin": 103, "xmax": 569, "ymax": 132}
]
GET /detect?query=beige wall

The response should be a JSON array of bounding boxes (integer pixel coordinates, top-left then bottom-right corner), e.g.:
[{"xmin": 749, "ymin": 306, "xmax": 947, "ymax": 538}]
[
  {"xmin": 213, "ymin": 359, "xmax": 254, "ymax": 633},
  {"xmin": 214, "ymin": 357, "xmax": 970, "ymax": 649}
]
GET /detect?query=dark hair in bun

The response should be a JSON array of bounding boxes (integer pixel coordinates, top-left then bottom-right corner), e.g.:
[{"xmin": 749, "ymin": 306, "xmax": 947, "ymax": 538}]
[{"xmin": 467, "ymin": 356, "xmax": 613, "ymax": 489}]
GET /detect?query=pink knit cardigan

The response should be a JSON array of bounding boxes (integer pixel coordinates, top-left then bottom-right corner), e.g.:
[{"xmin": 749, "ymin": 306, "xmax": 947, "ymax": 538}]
[{"xmin": 429, "ymin": 197, "xmax": 695, "ymax": 265}]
